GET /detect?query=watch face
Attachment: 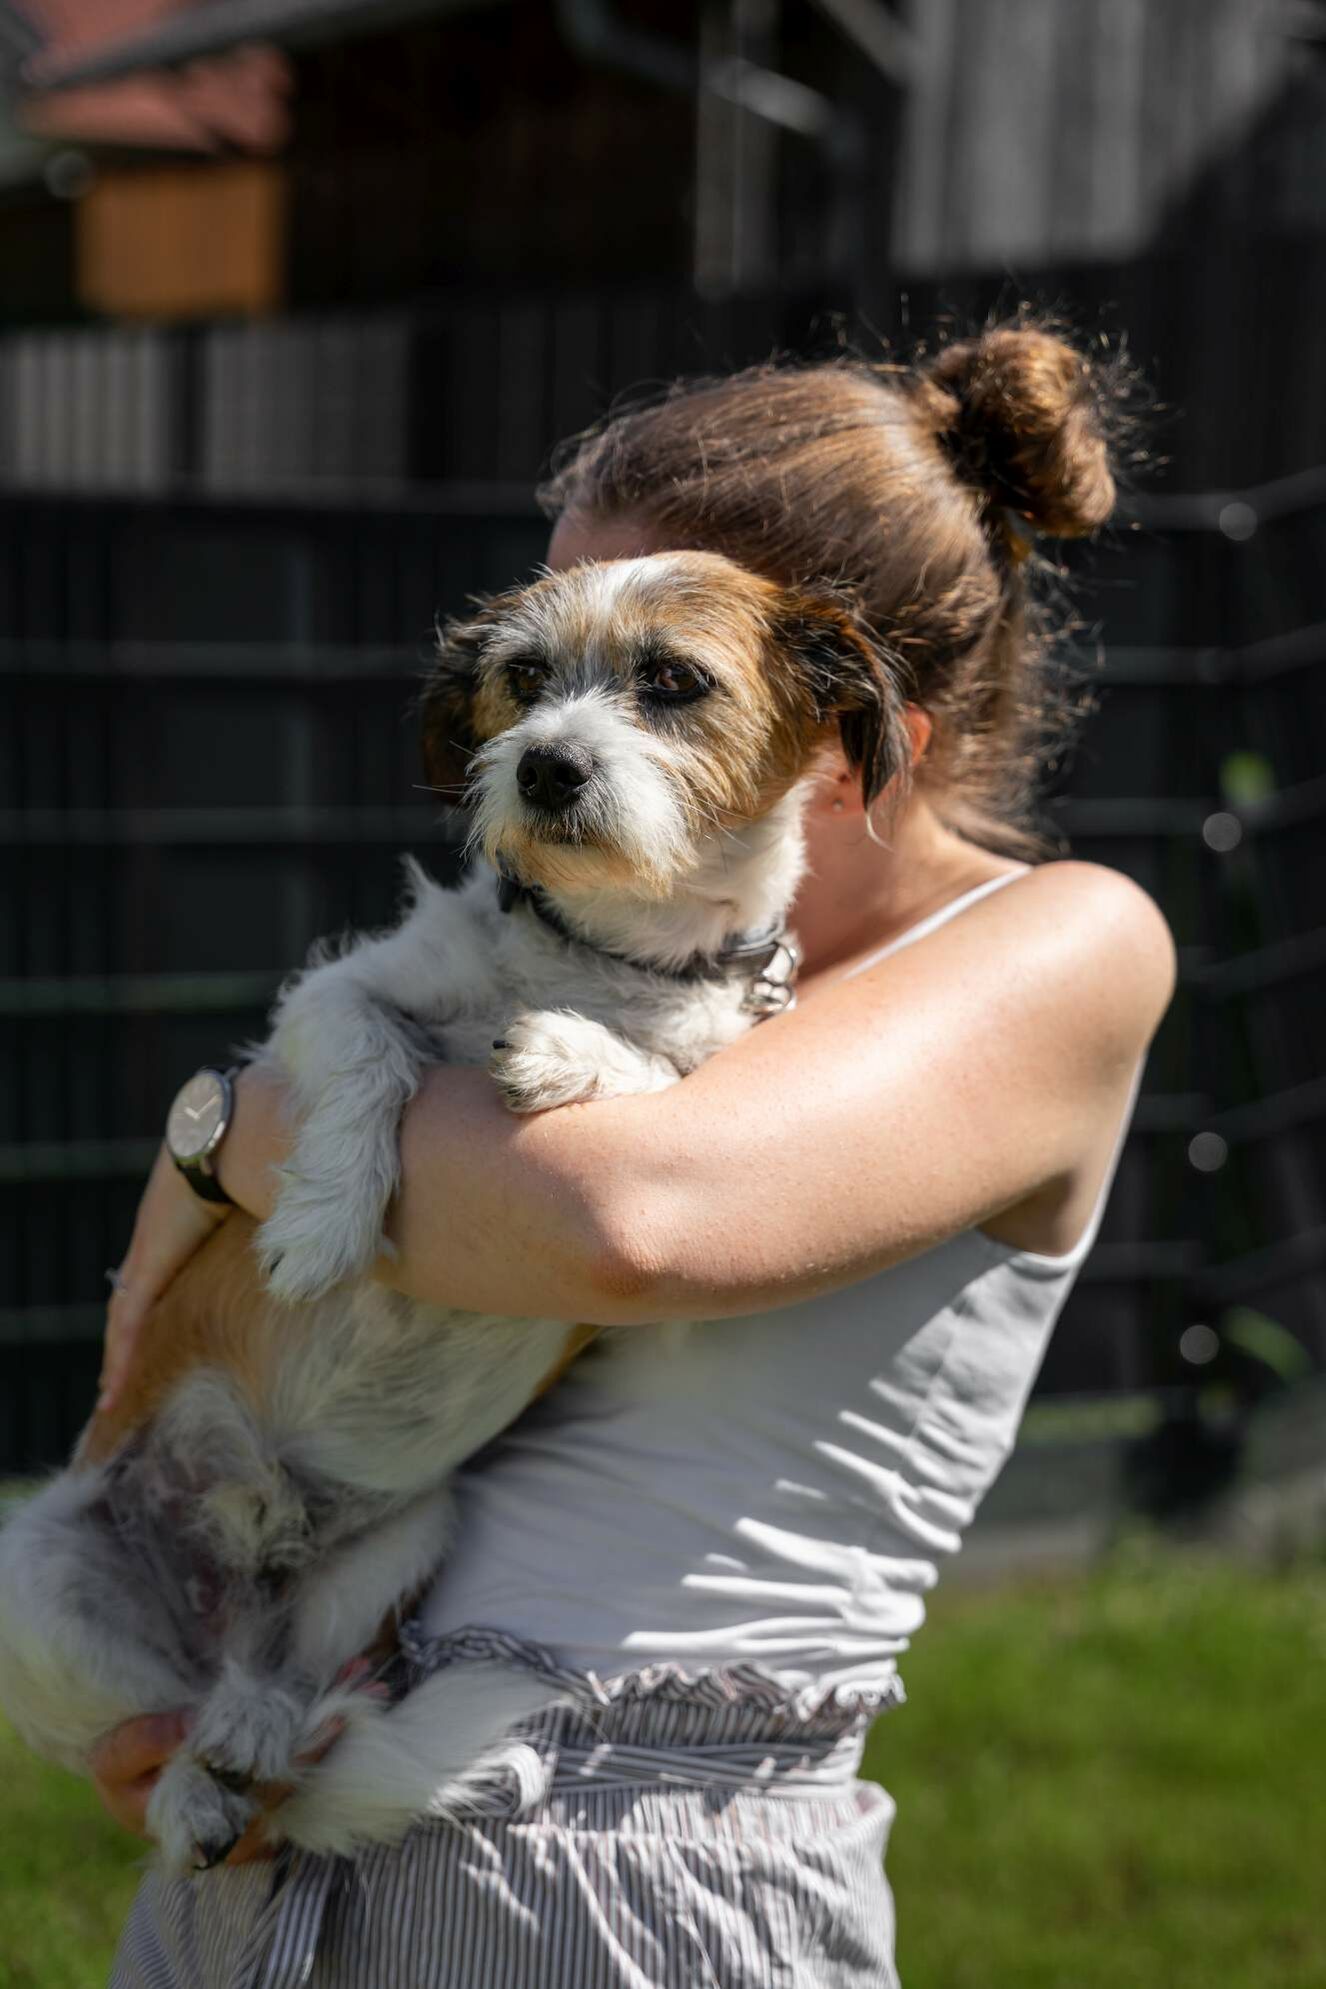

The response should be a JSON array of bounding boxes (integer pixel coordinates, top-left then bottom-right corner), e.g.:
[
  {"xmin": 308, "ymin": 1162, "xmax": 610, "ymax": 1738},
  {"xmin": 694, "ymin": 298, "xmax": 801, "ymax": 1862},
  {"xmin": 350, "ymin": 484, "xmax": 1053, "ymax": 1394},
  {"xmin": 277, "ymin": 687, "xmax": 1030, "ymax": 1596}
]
[{"xmin": 167, "ymin": 1071, "xmax": 227, "ymax": 1162}]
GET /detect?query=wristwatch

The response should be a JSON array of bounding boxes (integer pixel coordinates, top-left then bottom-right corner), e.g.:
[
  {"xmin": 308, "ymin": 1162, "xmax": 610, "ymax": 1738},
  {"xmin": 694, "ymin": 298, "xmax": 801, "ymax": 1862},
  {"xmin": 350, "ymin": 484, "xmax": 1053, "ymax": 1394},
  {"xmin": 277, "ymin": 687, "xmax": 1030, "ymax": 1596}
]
[{"xmin": 166, "ymin": 1066, "xmax": 238, "ymax": 1205}]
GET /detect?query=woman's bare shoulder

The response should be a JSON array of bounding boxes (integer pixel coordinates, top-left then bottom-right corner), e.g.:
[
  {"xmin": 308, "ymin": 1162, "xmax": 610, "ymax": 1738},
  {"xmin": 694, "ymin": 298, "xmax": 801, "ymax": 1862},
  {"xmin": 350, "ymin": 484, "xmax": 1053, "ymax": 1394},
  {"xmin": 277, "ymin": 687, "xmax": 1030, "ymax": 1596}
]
[
  {"xmin": 1010, "ymin": 855, "xmax": 1171, "ymax": 925},
  {"xmin": 836, "ymin": 855, "xmax": 1176, "ymax": 1080},
  {"xmin": 999, "ymin": 858, "xmax": 1177, "ymax": 1039}
]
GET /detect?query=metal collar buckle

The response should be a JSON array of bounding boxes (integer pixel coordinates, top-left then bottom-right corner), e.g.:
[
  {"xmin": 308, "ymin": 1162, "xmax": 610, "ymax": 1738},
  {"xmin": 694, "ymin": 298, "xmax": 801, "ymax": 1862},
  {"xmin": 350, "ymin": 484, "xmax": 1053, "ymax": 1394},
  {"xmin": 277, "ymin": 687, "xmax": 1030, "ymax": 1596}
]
[{"xmin": 742, "ymin": 937, "xmax": 801, "ymax": 1016}]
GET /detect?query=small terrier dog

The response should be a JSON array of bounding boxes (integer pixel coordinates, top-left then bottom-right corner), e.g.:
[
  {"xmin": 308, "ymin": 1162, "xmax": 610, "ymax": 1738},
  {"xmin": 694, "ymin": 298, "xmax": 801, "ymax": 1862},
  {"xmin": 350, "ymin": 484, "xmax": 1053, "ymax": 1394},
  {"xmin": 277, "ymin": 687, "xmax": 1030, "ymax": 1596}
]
[{"xmin": 0, "ymin": 550, "xmax": 906, "ymax": 1872}]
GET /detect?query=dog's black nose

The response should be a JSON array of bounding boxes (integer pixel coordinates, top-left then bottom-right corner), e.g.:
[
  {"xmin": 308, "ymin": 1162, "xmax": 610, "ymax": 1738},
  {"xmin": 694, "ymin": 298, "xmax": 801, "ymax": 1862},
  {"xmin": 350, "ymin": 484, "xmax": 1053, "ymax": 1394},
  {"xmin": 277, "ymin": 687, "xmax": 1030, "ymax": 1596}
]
[{"xmin": 516, "ymin": 743, "xmax": 593, "ymax": 811}]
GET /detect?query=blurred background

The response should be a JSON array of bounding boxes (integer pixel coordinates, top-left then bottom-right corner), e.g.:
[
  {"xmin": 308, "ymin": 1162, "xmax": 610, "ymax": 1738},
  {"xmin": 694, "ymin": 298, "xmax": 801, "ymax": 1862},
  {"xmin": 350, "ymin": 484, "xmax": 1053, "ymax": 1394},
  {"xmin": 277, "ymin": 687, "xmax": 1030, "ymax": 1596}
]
[
  {"xmin": 1, "ymin": 4, "xmax": 1325, "ymax": 1983},
  {"xmin": 5, "ymin": 0, "xmax": 1325, "ymax": 1533}
]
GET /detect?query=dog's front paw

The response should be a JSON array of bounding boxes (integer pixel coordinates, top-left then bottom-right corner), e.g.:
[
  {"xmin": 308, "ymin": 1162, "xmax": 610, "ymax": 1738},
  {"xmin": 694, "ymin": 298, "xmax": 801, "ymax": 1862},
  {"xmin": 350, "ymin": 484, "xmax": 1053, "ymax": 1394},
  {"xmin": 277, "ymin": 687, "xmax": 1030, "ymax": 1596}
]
[
  {"xmin": 490, "ymin": 1010, "xmax": 678, "ymax": 1113},
  {"xmin": 256, "ymin": 1177, "xmax": 387, "ymax": 1303},
  {"xmin": 191, "ymin": 1666, "xmax": 305, "ymax": 1788}
]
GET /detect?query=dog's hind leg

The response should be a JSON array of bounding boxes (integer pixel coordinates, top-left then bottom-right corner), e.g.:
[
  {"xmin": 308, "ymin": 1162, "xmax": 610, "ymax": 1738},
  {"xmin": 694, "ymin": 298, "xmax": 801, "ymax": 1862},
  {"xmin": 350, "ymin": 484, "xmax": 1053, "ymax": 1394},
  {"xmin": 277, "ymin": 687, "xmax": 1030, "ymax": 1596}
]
[
  {"xmin": 145, "ymin": 1587, "xmax": 312, "ymax": 1871},
  {"xmin": 181, "ymin": 1489, "xmax": 454, "ymax": 1818},
  {"xmin": 275, "ymin": 1664, "xmax": 566, "ymax": 1857},
  {"xmin": 289, "ymin": 1486, "xmax": 453, "ymax": 1688},
  {"xmin": 147, "ymin": 1749, "xmax": 263, "ymax": 1872},
  {"xmin": 0, "ymin": 1470, "xmax": 194, "ymax": 1775}
]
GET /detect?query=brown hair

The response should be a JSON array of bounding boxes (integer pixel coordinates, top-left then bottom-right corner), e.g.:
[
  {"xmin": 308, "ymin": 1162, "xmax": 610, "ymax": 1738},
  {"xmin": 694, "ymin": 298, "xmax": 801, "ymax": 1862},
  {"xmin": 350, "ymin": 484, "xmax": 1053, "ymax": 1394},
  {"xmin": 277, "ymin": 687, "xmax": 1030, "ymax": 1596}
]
[{"xmin": 539, "ymin": 320, "xmax": 1143, "ymax": 856}]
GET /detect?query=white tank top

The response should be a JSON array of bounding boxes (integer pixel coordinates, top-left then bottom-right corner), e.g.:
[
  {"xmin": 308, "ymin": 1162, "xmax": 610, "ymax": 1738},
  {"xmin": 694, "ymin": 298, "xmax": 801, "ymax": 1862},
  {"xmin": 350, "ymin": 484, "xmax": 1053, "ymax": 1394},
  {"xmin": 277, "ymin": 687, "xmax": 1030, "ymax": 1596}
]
[{"xmin": 421, "ymin": 870, "xmax": 1133, "ymax": 1694}]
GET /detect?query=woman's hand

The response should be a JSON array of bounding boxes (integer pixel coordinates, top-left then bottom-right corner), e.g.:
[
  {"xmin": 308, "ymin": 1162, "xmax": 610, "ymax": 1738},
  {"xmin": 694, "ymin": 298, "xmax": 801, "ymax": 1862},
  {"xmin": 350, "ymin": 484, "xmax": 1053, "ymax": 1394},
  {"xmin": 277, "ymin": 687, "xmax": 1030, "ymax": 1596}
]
[
  {"xmin": 98, "ymin": 1145, "xmax": 231, "ymax": 1415},
  {"xmin": 89, "ymin": 1704, "xmax": 352, "ymax": 1865},
  {"xmin": 90, "ymin": 1710, "xmax": 192, "ymax": 1842}
]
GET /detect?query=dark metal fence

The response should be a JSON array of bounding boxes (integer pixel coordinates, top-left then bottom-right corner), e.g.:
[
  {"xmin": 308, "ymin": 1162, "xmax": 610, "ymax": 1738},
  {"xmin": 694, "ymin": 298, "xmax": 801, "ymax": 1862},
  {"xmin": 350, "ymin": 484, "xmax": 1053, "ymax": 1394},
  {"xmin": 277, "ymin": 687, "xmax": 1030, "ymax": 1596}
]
[{"xmin": 3, "ymin": 304, "xmax": 1324, "ymax": 1476}]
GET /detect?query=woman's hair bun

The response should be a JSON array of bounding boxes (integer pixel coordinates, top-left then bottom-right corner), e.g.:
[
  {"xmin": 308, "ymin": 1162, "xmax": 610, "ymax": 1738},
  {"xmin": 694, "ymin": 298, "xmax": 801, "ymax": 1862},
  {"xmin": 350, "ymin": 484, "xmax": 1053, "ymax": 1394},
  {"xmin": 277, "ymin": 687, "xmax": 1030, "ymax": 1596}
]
[{"xmin": 919, "ymin": 325, "xmax": 1118, "ymax": 538}]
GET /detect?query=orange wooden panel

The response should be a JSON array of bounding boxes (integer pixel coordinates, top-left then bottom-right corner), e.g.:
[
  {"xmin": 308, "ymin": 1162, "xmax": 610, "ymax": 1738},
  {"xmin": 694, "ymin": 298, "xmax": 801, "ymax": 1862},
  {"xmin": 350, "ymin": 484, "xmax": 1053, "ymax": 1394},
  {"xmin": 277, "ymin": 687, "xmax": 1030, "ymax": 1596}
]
[{"xmin": 76, "ymin": 159, "xmax": 286, "ymax": 320}]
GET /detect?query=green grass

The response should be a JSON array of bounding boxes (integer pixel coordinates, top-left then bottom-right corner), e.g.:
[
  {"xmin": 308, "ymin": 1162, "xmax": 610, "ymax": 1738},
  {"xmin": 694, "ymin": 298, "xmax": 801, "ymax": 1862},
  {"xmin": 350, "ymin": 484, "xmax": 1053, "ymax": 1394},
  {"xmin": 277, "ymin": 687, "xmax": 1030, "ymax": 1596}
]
[
  {"xmin": 0, "ymin": 1728, "xmax": 144, "ymax": 1989},
  {"xmin": 1, "ymin": 1547, "xmax": 1321, "ymax": 1987},
  {"xmin": 864, "ymin": 1544, "xmax": 1326, "ymax": 1989}
]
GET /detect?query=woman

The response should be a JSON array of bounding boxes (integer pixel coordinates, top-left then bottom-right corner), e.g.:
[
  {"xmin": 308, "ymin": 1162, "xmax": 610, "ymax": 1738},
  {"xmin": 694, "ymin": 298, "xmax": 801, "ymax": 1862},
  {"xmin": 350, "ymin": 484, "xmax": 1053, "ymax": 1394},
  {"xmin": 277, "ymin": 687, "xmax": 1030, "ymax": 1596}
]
[{"xmin": 94, "ymin": 323, "xmax": 1173, "ymax": 1986}]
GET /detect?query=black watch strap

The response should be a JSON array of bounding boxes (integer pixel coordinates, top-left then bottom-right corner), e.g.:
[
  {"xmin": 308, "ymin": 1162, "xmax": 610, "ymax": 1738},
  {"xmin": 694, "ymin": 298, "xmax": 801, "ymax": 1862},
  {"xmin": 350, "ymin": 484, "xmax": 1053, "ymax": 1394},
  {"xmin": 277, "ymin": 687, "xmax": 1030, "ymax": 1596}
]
[{"xmin": 174, "ymin": 1158, "xmax": 235, "ymax": 1205}]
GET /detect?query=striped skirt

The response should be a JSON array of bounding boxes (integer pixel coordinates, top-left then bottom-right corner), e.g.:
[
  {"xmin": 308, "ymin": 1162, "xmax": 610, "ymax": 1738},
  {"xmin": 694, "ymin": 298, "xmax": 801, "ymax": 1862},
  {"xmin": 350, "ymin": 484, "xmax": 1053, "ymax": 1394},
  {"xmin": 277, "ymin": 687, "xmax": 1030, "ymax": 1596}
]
[{"xmin": 110, "ymin": 1628, "xmax": 903, "ymax": 1989}]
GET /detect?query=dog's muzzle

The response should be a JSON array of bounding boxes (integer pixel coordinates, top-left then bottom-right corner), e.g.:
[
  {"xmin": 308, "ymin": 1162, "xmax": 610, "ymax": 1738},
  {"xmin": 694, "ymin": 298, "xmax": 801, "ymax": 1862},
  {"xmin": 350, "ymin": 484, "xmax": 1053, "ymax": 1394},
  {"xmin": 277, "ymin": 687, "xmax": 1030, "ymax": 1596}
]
[{"xmin": 516, "ymin": 743, "xmax": 593, "ymax": 814}]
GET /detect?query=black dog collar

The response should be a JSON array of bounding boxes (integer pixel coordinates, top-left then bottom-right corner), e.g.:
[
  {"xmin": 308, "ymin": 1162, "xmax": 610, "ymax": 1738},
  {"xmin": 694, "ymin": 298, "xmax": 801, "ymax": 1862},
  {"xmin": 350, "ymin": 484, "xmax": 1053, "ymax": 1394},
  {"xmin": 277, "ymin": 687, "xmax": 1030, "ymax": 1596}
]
[{"xmin": 496, "ymin": 871, "xmax": 799, "ymax": 1015}]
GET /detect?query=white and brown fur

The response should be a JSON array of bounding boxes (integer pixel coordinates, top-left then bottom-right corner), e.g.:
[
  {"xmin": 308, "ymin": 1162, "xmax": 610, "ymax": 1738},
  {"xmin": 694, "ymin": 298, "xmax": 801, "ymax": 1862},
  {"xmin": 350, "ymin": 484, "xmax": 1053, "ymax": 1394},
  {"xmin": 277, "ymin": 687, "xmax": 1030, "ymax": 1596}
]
[{"xmin": 0, "ymin": 551, "xmax": 906, "ymax": 1873}]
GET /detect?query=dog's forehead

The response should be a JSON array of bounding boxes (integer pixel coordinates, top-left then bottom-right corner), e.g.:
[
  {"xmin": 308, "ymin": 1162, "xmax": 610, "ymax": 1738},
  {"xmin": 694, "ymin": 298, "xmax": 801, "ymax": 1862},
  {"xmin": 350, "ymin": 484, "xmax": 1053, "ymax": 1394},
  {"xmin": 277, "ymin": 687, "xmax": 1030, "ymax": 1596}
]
[{"xmin": 492, "ymin": 553, "xmax": 772, "ymax": 662}]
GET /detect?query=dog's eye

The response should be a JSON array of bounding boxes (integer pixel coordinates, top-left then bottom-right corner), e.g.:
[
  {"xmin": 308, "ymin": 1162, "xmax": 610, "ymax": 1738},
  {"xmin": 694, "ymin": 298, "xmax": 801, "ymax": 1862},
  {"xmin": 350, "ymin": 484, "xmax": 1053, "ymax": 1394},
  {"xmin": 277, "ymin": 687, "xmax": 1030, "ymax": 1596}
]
[
  {"xmin": 506, "ymin": 659, "xmax": 547, "ymax": 703},
  {"xmin": 639, "ymin": 658, "xmax": 710, "ymax": 702}
]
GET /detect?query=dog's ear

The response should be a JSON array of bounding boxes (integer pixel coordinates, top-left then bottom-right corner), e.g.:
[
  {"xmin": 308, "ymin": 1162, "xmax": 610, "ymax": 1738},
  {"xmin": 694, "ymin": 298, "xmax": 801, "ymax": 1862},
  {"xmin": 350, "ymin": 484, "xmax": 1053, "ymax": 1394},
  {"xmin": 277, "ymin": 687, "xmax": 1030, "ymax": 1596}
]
[
  {"xmin": 774, "ymin": 593, "xmax": 913, "ymax": 807},
  {"xmin": 418, "ymin": 608, "xmax": 492, "ymax": 802}
]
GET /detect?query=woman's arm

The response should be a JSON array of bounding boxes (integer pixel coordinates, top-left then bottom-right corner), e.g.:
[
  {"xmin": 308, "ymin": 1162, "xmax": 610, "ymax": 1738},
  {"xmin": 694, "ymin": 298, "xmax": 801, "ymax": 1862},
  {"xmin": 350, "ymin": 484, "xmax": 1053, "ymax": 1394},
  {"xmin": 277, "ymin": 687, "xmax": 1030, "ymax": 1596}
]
[{"xmin": 215, "ymin": 861, "xmax": 1173, "ymax": 1325}]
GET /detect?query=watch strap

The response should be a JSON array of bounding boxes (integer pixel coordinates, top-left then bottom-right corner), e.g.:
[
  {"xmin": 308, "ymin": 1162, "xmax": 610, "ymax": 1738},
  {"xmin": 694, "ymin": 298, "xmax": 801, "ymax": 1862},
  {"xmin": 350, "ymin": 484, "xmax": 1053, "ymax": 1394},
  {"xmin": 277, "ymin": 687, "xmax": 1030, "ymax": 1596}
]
[{"xmin": 173, "ymin": 1156, "xmax": 235, "ymax": 1205}]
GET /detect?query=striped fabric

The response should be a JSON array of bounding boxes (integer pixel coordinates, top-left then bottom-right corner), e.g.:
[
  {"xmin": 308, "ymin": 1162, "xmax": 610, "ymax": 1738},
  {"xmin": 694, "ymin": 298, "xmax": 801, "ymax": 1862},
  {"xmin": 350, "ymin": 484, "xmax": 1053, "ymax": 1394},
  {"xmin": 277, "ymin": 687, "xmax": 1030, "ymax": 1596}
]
[{"xmin": 110, "ymin": 1628, "xmax": 902, "ymax": 1988}]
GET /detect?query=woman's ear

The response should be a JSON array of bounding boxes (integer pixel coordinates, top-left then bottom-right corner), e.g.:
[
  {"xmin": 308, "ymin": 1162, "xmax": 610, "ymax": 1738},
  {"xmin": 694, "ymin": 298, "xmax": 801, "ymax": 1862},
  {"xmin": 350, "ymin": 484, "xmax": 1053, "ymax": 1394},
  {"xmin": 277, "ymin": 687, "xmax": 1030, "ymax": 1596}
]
[
  {"xmin": 905, "ymin": 704, "xmax": 933, "ymax": 768},
  {"xmin": 418, "ymin": 609, "xmax": 492, "ymax": 801},
  {"xmin": 774, "ymin": 593, "xmax": 913, "ymax": 808}
]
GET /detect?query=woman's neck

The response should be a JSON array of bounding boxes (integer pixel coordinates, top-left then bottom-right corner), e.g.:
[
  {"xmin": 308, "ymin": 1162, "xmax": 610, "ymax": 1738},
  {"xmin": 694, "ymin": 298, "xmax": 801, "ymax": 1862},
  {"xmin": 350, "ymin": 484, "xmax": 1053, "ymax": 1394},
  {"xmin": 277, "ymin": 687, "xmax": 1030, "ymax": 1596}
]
[{"xmin": 792, "ymin": 789, "xmax": 1023, "ymax": 981}]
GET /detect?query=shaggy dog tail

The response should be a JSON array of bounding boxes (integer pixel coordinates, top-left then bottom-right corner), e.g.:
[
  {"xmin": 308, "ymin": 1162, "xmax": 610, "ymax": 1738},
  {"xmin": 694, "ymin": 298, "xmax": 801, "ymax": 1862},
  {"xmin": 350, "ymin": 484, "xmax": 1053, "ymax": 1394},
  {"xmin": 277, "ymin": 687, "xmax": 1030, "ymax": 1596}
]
[{"xmin": 277, "ymin": 1665, "xmax": 565, "ymax": 1856}]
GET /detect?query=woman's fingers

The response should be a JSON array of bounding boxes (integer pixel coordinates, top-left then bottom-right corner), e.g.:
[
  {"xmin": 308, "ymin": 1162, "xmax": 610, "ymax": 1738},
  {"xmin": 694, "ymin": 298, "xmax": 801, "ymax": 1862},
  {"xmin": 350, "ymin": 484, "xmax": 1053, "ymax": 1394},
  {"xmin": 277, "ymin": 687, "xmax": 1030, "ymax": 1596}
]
[
  {"xmin": 98, "ymin": 1146, "xmax": 230, "ymax": 1413},
  {"xmin": 90, "ymin": 1709, "xmax": 192, "ymax": 1785},
  {"xmin": 295, "ymin": 1712, "xmax": 349, "ymax": 1766},
  {"xmin": 223, "ymin": 1712, "xmax": 351, "ymax": 1864},
  {"xmin": 223, "ymin": 1815, "xmax": 281, "ymax": 1864},
  {"xmin": 99, "ymin": 1286, "xmax": 148, "ymax": 1419},
  {"xmin": 89, "ymin": 1710, "xmax": 192, "ymax": 1839},
  {"xmin": 84, "ymin": 1703, "xmax": 347, "ymax": 1857},
  {"xmin": 89, "ymin": 1692, "xmax": 361, "ymax": 1860}
]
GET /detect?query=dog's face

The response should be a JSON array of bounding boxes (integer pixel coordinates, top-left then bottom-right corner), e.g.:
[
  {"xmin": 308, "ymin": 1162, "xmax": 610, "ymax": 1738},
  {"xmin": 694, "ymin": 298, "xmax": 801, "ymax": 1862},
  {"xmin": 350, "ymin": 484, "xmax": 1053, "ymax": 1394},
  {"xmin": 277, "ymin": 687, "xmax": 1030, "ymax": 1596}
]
[{"xmin": 422, "ymin": 551, "xmax": 906, "ymax": 897}]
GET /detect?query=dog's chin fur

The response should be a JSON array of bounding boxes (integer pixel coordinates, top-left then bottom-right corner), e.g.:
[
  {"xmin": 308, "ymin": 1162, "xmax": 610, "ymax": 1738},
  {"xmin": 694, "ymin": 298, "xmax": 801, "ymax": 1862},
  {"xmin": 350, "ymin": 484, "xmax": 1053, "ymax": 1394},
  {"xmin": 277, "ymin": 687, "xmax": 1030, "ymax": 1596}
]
[
  {"xmin": 483, "ymin": 824, "xmax": 667, "ymax": 898},
  {"xmin": 509, "ymin": 784, "xmax": 813, "ymax": 969},
  {"xmin": 0, "ymin": 550, "xmax": 902, "ymax": 1874}
]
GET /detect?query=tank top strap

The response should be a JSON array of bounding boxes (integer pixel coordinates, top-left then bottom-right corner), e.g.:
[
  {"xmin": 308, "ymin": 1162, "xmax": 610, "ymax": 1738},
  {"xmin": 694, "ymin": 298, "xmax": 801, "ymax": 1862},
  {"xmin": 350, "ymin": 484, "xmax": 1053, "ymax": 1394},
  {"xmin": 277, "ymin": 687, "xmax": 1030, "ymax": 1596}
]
[{"xmin": 840, "ymin": 866, "xmax": 1031, "ymax": 981}]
